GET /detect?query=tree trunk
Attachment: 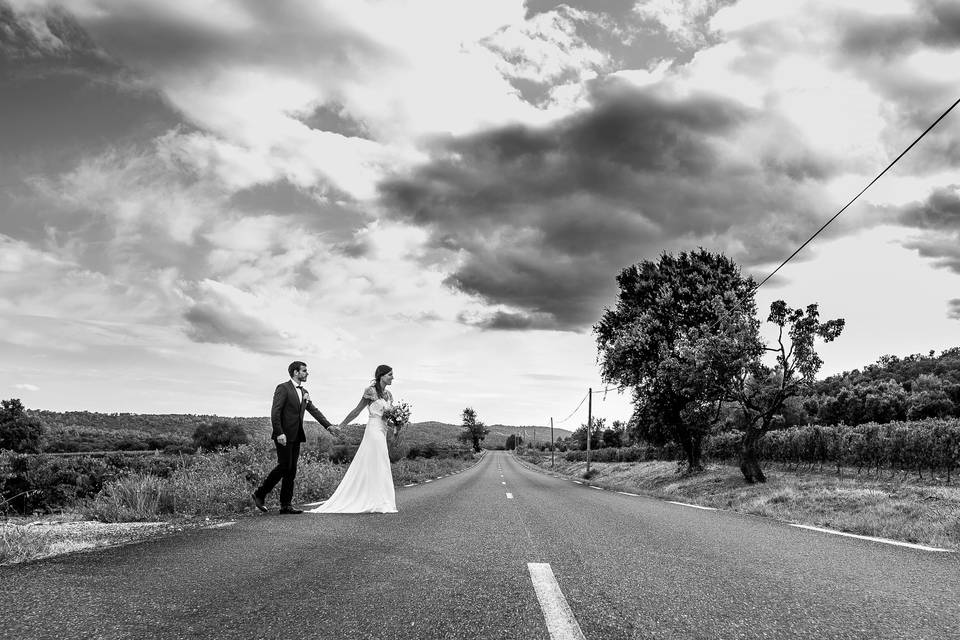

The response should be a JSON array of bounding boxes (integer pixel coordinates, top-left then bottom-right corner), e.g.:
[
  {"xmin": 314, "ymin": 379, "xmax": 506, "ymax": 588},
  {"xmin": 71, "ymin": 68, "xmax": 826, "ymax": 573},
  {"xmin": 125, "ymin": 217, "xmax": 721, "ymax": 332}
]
[
  {"xmin": 675, "ymin": 420, "xmax": 704, "ymax": 474},
  {"xmin": 739, "ymin": 427, "xmax": 766, "ymax": 484}
]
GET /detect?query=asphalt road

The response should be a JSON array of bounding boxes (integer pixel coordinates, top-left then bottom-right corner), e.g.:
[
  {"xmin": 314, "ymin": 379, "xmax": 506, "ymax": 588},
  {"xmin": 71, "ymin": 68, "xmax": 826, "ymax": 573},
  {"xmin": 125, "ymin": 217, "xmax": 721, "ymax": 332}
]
[{"xmin": 1, "ymin": 451, "xmax": 958, "ymax": 639}]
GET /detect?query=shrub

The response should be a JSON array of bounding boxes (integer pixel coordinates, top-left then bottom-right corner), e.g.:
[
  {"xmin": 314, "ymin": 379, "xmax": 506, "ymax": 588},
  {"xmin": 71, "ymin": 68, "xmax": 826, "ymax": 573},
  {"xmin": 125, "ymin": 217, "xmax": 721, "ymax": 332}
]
[
  {"xmin": 1, "ymin": 399, "xmax": 45, "ymax": 453},
  {"xmin": 192, "ymin": 420, "xmax": 249, "ymax": 451}
]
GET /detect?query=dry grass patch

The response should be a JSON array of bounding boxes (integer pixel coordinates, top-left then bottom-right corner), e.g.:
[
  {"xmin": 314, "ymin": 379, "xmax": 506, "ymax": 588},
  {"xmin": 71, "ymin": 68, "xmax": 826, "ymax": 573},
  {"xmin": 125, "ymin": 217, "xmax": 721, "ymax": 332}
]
[
  {"xmin": 521, "ymin": 454, "xmax": 960, "ymax": 550},
  {"xmin": 1, "ymin": 516, "xmax": 176, "ymax": 566}
]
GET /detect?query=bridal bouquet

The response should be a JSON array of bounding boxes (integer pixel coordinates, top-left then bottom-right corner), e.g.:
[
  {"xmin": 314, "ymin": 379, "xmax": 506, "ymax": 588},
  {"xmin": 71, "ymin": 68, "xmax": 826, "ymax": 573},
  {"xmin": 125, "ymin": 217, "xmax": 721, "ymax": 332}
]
[{"xmin": 382, "ymin": 401, "xmax": 412, "ymax": 437}]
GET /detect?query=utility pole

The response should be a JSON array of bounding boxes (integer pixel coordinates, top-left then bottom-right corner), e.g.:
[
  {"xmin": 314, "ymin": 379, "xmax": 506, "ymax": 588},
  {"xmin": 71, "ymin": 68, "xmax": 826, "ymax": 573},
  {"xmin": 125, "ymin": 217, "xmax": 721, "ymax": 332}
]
[
  {"xmin": 550, "ymin": 417, "xmax": 554, "ymax": 468},
  {"xmin": 586, "ymin": 387, "xmax": 592, "ymax": 476}
]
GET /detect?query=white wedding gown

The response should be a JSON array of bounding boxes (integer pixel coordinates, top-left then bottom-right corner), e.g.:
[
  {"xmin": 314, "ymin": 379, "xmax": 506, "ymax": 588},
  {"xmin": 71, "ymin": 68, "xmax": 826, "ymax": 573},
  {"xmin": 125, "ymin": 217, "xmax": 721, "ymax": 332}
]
[{"xmin": 308, "ymin": 387, "xmax": 397, "ymax": 514}]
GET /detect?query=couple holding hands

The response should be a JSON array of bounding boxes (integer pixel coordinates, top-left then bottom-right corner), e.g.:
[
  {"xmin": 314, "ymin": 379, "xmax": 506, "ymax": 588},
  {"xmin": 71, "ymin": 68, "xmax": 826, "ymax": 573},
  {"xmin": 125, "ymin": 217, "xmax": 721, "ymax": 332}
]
[{"xmin": 252, "ymin": 361, "xmax": 400, "ymax": 515}]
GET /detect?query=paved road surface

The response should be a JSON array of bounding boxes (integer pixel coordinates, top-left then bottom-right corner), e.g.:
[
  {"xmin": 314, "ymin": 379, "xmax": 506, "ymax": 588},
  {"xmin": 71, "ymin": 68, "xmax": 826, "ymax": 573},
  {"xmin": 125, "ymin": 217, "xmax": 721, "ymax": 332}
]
[{"xmin": 2, "ymin": 451, "xmax": 958, "ymax": 639}]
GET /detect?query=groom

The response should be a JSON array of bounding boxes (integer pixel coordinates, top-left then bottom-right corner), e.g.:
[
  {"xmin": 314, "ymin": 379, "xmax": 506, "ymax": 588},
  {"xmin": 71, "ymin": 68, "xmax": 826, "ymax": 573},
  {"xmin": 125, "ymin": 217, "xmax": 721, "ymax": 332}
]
[{"xmin": 252, "ymin": 361, "xmax": 338, "ymax": 514}]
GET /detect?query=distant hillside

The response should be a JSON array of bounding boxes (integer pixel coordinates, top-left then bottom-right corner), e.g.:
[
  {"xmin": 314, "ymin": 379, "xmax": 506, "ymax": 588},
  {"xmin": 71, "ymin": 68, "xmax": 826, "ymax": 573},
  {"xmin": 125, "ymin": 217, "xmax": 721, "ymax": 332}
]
[{"xmin": 26, "ymin": 410, "xmax": 572, "ymax": 451}]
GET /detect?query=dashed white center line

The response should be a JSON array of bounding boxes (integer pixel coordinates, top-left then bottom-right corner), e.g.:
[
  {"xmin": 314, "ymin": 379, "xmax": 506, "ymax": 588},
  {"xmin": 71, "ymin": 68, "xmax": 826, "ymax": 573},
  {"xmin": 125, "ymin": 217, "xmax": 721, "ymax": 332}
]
[
  {"xmin": 506, "ymin": 492, "xmax": 514, "ymax": 499},
  {"xmin": 617, "ymin": 491, "xmax": 639, "ymax": 497},
  {"xmin": 571, "ymin": 480, "xmax": 583, "ymax": 485},
  {"xmin": 666, "ymin": 500, "xmax": 716, "ymax": 511},
  {"xmin": 527, "ymin": 563, "xmax": 586, "ymax": 640},
  {"xmin": 790, "ymin": 524, "xmax": 955, "ymax": 552},
  {"xmin": 590, "ymin": 486, "xmax": 603, "ymax": 491},
  {"xmin": 501, "ymin": 481, "xmax": 506, "ymax": 485}
]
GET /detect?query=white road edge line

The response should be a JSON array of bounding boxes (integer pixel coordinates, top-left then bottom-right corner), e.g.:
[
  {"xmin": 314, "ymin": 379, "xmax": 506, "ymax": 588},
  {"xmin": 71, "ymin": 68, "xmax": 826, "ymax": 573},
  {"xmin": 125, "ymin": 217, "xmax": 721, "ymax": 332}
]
[
  {"xmin": 616, "ymin": 491, "xmax": 639, "ymax": 497},
  {"xmin": 204, "ymin": 521, "xmax": 237, "ymax": 529},
  {"xmin": 666, "ymin": 500, "xmax": 716, "ymax": 511},
  {"xmin": 527, "ymin": 563, "xmax": 587, "ymax": 640},
  {"xmin": 404, "ymin": 483, "xmax": 416, "ymax": 487},
  {"xmin": 790, "ymin": 524, "xmax": 955, "ymax": 552},
  {"xmin": 590, "ymin": 486, "xmax": 603, "ymax": 491},
  {"xmin": 571, "ymin": 480, "xmax": 583, "ymax": 485},
  {"xmin": 506, "ymin": 492, "xmax": 514, "ymax": 499}
]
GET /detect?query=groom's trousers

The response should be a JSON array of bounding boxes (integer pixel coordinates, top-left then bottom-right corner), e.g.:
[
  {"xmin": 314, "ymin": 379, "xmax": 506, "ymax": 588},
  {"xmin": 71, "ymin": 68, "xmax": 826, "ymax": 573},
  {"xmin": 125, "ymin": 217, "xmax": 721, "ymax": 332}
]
[{"xmin": 258, "ymin": 441, "xmax": 301, "ymax": 507}]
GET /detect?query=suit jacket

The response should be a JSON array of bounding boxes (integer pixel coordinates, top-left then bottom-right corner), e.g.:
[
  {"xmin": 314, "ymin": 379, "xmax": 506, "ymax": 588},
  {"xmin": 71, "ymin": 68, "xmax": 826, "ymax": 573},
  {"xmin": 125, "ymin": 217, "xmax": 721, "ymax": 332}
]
[{"xmin": 271, "ymin": 381, "xmax": 332, "ymax": 443}]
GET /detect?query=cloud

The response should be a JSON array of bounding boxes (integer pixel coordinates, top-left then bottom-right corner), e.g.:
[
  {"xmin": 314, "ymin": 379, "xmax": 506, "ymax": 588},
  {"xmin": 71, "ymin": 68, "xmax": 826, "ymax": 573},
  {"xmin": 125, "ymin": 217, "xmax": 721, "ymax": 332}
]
[
  {"xmin": 381, "ymin": 78, "xmax": 837, "ymax": 330},
  {"xmin": 182, "ymin": 283, "xmax": 294, "ymax": 355},
  {"xmin": 899, "ymin": 185, "xmax": 960, "ymax": 275},
  {"xmin": 837, "ymin": 1, "xmax": 960, "ymax": 58},
  {"xmin": 482, "ymin": 5, "xmax": 611, "ymax": 86},
  {"xmin": 949, "ymin": 299, "xmax": 960, "ymax": 320},
  {"xmin": 13, "ymin": 383, "xmax": 40, "ymax": 391},
  {"xmin": 899, "ymin": 185, "xmax": 960, "ymax": 231},
  {"xmin": 635, "ymin": 0, "xmax": 730, "ymax": 48}
]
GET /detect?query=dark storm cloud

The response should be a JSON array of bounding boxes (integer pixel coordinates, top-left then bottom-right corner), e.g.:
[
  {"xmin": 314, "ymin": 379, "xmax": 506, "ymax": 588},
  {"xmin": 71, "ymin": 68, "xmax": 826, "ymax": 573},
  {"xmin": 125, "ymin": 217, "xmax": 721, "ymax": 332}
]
[
  {"xmin": 900, "ymin": 185, "xmax": 960, "ymax": 231},
  {"xmin": 69, "ymin": 1, "xmax": 387, "ymax": 86},
  {"xmin": 949, "ymin": 299, "xmax": 960, "ymax": 320},
  {"xmin": 0, "ymin": 5, "xmax": 183, "ymax": 170},
  {"xmin": 183, "ymin": 300, "xmax": 289, "ymax": 355},
  {"xmin": 380, "ymin": 79, "xmax": 837, "ymax": 331},
  {"xmin": 0, "ymin": 4, "xmax": 188, "ymax": 256},
  {"xmin": 899, "ymin": 186, "xmax": 960, "ymax": 277},
  {"xmin": 839, "ymin": 1, "xmax": 960, "ymax": 58},
  {"xmin": 297, "ymin": 102, "xmax": 371, "ymax": 139}
]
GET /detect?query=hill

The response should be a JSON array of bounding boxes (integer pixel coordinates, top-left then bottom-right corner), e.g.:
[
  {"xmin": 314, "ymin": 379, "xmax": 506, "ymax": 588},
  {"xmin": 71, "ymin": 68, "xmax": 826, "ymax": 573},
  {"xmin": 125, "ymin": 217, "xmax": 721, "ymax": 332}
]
[{"xmin": 26, "ymin": 410, "xmax": 572, "ymax": 452}]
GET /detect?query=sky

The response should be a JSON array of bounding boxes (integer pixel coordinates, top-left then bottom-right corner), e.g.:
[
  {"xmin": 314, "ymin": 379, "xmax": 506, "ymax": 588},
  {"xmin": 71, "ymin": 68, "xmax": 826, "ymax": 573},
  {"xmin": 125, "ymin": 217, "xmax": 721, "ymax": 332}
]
[{"xmin": 1, "ymin": 0, "xmax": 959, "ymax": 428}]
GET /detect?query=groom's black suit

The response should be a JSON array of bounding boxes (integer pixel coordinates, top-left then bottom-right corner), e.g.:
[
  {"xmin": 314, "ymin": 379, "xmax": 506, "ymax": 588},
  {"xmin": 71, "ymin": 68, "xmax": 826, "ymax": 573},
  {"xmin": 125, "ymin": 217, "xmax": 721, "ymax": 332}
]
[{"xmin": 256, "ymin": 381, "xmax": 334, "ymax": 508}]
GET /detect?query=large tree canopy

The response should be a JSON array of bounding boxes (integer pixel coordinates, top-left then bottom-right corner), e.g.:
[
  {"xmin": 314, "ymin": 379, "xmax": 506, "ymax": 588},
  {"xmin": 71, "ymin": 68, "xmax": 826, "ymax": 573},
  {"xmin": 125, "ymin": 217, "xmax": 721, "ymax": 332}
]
[{"xmin": 595, "ymin": 249, "xmax": 759, "ymax": 472}]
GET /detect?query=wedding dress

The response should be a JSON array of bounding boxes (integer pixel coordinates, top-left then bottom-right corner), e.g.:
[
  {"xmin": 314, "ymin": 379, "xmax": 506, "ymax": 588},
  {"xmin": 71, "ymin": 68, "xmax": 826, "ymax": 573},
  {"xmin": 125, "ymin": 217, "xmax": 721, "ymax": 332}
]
[{"xmin": 307, "ymin": 386, "xmax": 397, "ymax": 514}]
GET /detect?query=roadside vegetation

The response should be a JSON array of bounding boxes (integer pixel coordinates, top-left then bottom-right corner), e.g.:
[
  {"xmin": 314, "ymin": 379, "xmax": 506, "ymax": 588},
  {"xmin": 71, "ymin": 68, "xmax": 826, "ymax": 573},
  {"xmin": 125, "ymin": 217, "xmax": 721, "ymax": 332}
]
[
  {"xmin": 517, "ymin": 449, "xmax": 960, "ymax": 550},
  {"xmin": 1, "ymin": 412, "xmax": 481, "ymax": 565}
]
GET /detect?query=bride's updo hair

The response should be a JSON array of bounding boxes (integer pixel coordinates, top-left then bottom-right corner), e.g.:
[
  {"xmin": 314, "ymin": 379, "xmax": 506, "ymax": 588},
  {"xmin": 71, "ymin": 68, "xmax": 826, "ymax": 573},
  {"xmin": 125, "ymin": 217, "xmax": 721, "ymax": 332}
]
[{"xmin": 373, "ymin": 364, "xmax": 393, "ymax": 399}]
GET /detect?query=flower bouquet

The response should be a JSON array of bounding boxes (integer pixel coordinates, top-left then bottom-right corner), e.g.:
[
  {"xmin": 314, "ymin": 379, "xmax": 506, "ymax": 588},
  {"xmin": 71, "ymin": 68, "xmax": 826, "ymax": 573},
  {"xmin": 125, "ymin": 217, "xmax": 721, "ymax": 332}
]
[{"xmin": 382, "ymin": 401, "xmax": 412, "ymax": 438}]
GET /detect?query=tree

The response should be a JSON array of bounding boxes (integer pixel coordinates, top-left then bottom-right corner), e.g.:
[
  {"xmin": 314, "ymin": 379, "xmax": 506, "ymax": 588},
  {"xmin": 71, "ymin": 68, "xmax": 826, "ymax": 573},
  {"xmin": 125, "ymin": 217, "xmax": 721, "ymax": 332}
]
[
  {"xmin": 191, "ymin": 420, "xmax": 249, "ymax": 451},
  {"xmin": 731, "ymin": 301, "xmax": 844, "ymax": 483},
  {"xmin": 0, "ymin": 399, "xmax": 45, "ymax": 453},
  {"xmin": 571, "ymin": 417, "xmax": 605, "ymax": 450},
  {"xmin": 595, "ymin": 250, "xmax": 759, "ymax": 472},
  {"xmin": 505, "ymin": 434, "xmax": 523, "ymax": 450},
  {"xmin": 603, "ymin": 420, "xmax": 627, "ymax": 448},
  {"xmin": 457, "ymin": 407, "xmax": 489, "ymax": 453}
]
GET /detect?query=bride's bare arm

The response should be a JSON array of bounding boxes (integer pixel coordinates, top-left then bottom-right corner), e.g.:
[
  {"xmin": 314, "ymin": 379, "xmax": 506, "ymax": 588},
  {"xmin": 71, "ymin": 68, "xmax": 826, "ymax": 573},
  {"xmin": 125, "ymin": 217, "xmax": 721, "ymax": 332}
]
[{"xmin": 338, "ymin": 398, "xmax": 371, "ymax": 428}]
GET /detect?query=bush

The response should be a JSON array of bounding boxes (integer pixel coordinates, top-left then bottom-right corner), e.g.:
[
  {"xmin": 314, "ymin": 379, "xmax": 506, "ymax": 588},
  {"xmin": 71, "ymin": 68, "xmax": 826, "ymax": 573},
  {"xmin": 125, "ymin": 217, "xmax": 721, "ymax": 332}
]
[
  {"xmin": 1, "ymin": 399, "xmax": 45, "ymax": 453},
  {"xmin": 192, "ymin": 420, "xmax": 249, "ymax": 451}
]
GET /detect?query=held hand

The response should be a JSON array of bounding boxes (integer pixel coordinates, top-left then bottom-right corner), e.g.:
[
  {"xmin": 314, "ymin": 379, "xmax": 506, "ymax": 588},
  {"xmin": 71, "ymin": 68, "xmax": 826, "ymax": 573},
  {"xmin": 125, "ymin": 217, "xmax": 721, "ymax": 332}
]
[{"xmin": 277, "ymin": 433, "xmax": 287, "ymax": 446}]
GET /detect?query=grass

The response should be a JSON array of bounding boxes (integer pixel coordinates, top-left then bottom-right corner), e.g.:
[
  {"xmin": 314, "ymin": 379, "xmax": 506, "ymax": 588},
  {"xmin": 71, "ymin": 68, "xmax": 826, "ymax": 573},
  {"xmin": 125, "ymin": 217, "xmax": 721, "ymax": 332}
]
[
  {"xmin": 85, "ymin": 444, "xmax": 480, "ymax": 522},
  {"xmin": 520, "ymin": 452, "xmax": 960, "ymax": 550},
  {"xmin": 1, "ymin": 446, "xmax": 482, "ymax": 565},
  {"xmin": 0, "ymin": 523, "xmax": 54, "ymax": 565}
]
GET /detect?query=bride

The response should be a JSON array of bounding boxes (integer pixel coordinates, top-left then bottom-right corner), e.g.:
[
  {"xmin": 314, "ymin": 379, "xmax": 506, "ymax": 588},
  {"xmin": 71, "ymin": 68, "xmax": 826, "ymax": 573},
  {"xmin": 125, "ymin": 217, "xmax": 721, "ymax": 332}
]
[{"xmin": 308, "ymin": 365, "xmax": 397, "ymax": 514}]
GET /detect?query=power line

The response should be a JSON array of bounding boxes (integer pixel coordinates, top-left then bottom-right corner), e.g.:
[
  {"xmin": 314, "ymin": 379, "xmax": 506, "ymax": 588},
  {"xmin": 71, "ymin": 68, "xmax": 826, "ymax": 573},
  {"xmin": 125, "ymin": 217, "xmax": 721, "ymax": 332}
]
[
  {"xmin": 555, "ymin": 391, "xmax": 588, "ymax": 424},
  {"xmin": 754, "ymin": 96, "xmax": 960, "ymax": 291}
]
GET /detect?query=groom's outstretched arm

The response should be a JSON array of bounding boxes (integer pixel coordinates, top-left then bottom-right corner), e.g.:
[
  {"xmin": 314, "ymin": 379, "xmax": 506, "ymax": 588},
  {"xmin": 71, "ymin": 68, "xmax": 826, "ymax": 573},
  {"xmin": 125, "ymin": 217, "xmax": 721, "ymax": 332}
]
[
  {"xmin": 305, "ymin": 402, "xmax": 333, "ymax": 429},
  {"xmin": 270, "ymin": 384, "xmax": 285, "ymax": 439}
]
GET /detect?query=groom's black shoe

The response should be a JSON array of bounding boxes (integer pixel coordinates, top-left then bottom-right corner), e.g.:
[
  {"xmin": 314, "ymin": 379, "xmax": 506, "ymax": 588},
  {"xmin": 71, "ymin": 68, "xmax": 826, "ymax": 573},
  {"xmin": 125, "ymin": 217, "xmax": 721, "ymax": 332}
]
[
  {"xmin": 279, "ymin": 506, "xmax": 303, "ymax": 515},
  {"xmin": 252, "ymin": 493, "xmax": 267, "ymax": 513}
]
